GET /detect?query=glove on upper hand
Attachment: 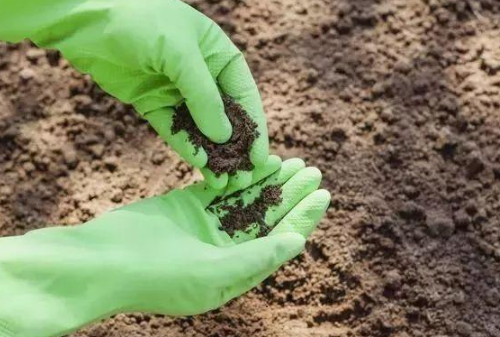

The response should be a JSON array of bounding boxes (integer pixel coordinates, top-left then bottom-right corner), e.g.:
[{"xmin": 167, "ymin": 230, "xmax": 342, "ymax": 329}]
[{"xmin": 0, "ymin": 0, "xmax": 268, "ymax": 189}]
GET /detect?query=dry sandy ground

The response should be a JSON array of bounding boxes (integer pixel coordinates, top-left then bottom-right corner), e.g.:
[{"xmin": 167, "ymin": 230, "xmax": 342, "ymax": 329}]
[{"xmin": 1, "ymin": 0, "xmax": 500, "ymax": 336}]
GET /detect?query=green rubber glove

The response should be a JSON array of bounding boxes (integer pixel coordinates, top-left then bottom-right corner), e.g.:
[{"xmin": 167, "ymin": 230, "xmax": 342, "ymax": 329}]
[
  {"xmin": 0, "ymin": 156, "xmax": 330, "ymax": 337},
  {"xmin": 0, "ymin": 0, "xmax": 268, "ymax": 189}
]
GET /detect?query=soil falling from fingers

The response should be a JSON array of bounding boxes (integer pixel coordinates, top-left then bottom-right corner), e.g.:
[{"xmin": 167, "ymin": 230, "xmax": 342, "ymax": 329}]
[
  {"xmin": 172, "ymin": 96, "xmax": 258, "ymax": 176},
  {"xmin": 215, "ymin": 185, "xmax": 282, "ymax": 238}
]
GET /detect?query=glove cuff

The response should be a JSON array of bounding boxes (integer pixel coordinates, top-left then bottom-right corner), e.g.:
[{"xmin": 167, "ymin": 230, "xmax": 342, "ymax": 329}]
[{"xmin": 0, "ymin": 320, "xmax": 15, "ymax": 337}]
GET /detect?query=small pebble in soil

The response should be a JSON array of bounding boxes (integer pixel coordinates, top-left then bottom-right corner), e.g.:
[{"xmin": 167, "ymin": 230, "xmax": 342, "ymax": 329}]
[
  {"xmin": 485, "ymin": 288, "xmax": 500, "ymax": 306},
  {"xmin": 110, "ymin": 188, "xmax": 124, "ymax": 203},
  {"xmin": 455, "ymin": 321, "xmax": 473, "ymax": 336},
  {"xmin": 427, "ymin": 214, "xmax": 455, "ymax": 238},
  {"xmin": 453, "ymin": 209, "xmax": 471, "ymax": 229},
  {"xmin": 398, "ymin": 201, "xmax": 426, "ymax": 221},
  {"xmin": 62, "ymin": 145, "xmax": 79, "ymax": 169},
  {"xmin": 19, "ymin": 68, "xmax": 35, "ymax": 81},
  {"xmin": 90, "ymin": 144, "xmax": 105, "ymax": 159},
  {"xmin": 151, "ymin": 150, "xmax": 167, "ymax": 165},
  {"xmin": 383, "ymin": 269, "xmax": 402, "ymax": 297},
  {"xmin": 104, "ymin": 157, "xmax": 118, "ymax": 171},
  {"xmin": 466, "ymin": 151, "xmax": 486, "ymax": 179}
]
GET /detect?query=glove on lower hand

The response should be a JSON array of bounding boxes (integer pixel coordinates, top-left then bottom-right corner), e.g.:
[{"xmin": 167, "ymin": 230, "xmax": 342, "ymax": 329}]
[
  {"xmin": 0, "ymin": 0, "xmax": 268, "ymax": 188},
  {"xmin": 0, "ymin": 156, "xmax": 330, "ymax": 337}
]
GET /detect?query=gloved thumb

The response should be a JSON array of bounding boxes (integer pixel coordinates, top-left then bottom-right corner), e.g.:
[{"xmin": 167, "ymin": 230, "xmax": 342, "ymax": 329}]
[{"xmin": 216, "ymin": 233, "xmax": 305, "ymax": 305}]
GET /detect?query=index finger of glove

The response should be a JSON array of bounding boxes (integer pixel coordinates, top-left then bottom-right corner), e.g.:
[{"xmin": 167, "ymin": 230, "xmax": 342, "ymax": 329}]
[
  {"xmin": 218, "ymin": 54, "xmax": 268, "ymax": 167},
  {"xmin": 200, "ymin": 24, "xmax": 268, "ymax": 167},
  {"xmin": 165, "ymin": 47, "xmax": 232, "ymax": 144}
]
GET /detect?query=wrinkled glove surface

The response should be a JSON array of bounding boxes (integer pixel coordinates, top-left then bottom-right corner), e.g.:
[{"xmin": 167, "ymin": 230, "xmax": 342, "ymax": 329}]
[
  {"xmin": 0, "ymin": 0, "xmax": 268, "ymax": 188},
  {"xmin": 0, "ymin": 156, "xmax": 330, "ymax": 337}
]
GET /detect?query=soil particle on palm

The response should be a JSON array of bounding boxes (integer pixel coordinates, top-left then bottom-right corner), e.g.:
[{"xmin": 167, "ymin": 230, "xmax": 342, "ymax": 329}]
[
  {"xmin": 172, "ymin": 96, "xmax": 258, "ymax": 176},
  {"xmin": 215, "ymin": 185, "xmax": 282, "ymax": 238}
]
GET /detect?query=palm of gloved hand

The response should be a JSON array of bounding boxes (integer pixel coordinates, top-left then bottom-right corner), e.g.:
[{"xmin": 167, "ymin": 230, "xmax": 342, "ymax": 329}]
[
  {"xmin": 18, "ymin": 0, "xmax": 268, "ymax": 189},
  {"xmin": 0, "ymin": 157, "xmax": 329, "ymax": 337},
  {"xmin": 88, "ymin": 156, "xmax": 330, "ymax": 315}
]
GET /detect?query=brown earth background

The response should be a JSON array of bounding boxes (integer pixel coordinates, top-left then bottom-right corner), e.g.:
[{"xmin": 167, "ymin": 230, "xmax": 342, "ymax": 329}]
[{"xmin": 1, "ymin": 0, "xmax": 500, "ymax": 336}]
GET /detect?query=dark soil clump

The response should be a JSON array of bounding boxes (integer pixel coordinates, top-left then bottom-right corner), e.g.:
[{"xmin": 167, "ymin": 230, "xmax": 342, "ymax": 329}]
[
  {"xmin": 172, "ymin": 96, "xmax": 258, "ymax": 176},
  {"xmin": 216, "ymin": 185, "xmax": 282, "ymax": 238}
]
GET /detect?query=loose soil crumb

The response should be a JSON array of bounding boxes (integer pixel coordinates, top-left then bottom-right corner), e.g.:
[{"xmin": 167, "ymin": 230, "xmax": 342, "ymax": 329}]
[
  {"xmin": 215, "ymin": 185, "xmax": 282, "ymax": 238},
  {"xmin": 172, "ymin": 95, "xmax": 258, "ymax": 176}
]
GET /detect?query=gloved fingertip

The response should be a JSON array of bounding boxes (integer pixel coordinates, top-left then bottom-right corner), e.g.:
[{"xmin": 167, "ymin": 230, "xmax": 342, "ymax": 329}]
[
  {"xmin": 190, "ymin": 95, "xmax": 232, "ymax": 144},
  {"xmin": 269, "ymin": 232, "xmax": 306, "ymax": 261},
  {"xmin": 184, "ymin": 181, "xmax": 223, "ymax": 207},
  {"xmin": 202, "ymin": 168, "xmax": 228, "ymax": 190},
  {"xmin": 309, "ymin": 166, "xmax": 323, "ymax": 180},
  {"xmin": 183, "ymin": 73, "xmax": 232, "ymax": 144},
  {"xmin": 266, "ymin": 154, "xmax": 282, "ymax": 167},
  {"xmin": 315, "ymin": 189, "xmax": 332, "ymax": 203},
  {"xmin": 250, "ymin": 135, "xmax": 269, "ymax": 167},
  {"xmin": 202, "ymin": 116, "xmax": 233, "ymax": 144},
  {"xmin": 229, "ymin": 171, "xmax": 252, "ymax": 190},
  {"xmin": 270, "ymin": 189, "xmax": 331, "ymax": 238},
  {"xmin": 282, "ymin": 157, "xmax": 306, "ymax": 171},
  {"xmin": 189, "ymin": 148, "xmax": 209, "ymax": 169}
]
